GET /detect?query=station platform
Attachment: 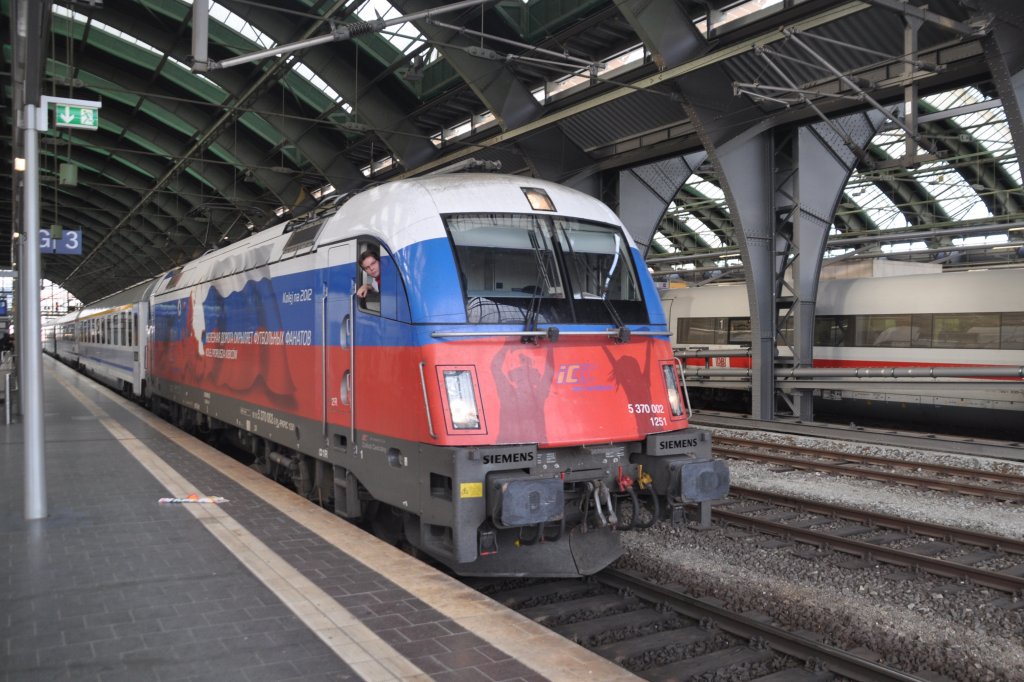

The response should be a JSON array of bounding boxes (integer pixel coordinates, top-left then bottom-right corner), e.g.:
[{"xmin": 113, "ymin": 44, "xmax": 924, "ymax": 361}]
[{"xmin": 1, "ymin": 357, "xmax": 635, "ymax": 682}]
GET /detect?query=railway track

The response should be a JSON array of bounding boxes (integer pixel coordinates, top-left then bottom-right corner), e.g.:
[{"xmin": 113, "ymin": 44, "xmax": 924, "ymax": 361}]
[
  {"xmin": 690, "ymin": 413, "xmax": 1024, "ymax": 463},
  {"xmin": 471, "ymin": 570, "xmax": 923, "ymax": 681},
  {"xmin": 464, "ymin": 430, "xmax": 1024, "ymax": 680},
  {"xmin": 717, "ymin": 486, "xmax": 1024, "ymax": 596},
  {"xmin": 714, "ymin": 435, "xmax": 1024, "ymax": 503}
]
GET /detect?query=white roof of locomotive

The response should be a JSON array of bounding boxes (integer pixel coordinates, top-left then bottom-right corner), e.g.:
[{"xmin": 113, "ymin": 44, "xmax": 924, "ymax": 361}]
[
  {"xmin": 153, "ymin": 174, "xmax": 629, "ymax": 296},
  {"xmin": 316, "ymin": 173, "xmax": 625, "ymax": 252}
]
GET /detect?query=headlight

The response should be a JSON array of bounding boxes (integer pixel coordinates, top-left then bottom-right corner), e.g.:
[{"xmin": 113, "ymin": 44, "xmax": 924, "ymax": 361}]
[
  {"xmin": 662, "ymin": 364, "xmax": 683, "ymax": 416},
  {"xmin": 444, "ymin": 370, "xmax": 480, "ymax": 429}
]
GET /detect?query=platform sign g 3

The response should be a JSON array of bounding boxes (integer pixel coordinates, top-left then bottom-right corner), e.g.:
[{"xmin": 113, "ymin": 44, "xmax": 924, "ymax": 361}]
[{"xmin": 40, "ymin": 227, "xmax": 83, "ymax": 255}]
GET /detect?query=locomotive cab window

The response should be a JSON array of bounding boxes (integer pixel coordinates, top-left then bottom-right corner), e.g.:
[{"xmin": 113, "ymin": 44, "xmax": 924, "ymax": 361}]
[
  {"xmin": 355, "ymin": 240, "xmax": 406, "ymax": 320},
  {"xmin": 356, "ymin": 241, "xmax": 382, "ymax": 315},
  {"xmin": 446, "ymin": 213, "xmax": 648, "ymax": 325}
]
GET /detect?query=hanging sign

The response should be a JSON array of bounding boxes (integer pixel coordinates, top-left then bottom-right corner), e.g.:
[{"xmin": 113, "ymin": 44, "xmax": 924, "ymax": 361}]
[{"xmin": 40, "ymin": 227, "xmax": 83, "ymax": 255}]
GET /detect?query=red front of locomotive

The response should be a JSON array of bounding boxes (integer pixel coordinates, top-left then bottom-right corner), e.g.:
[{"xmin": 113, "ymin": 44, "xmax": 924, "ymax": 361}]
[{"xmin": 412, "ymin": 336, "xmax": 687, "ymax": 448}]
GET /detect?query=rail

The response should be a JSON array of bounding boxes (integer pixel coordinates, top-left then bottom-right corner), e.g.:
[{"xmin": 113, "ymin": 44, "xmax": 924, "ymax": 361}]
[
  {"xmin": 718, "ymin": 488, "xmax": 1024, "ymax": 593},
  {"xmin": 678, "ymin": 347, "xmax": 752, "ymax": 358},
  {"xmin": 431, "ymin": 328, "xmax": 666, "ymax": 340},
  {"xmin": 599, "ymin": 569, "xmax": 924, "ymax": 682},
  {"xmin": 680, "ymin": 364, "xmax": 1024, "ymax": 379},
  {"xmin": 715, "ymin": 443, "xmax": 1024, "ymax": 502}
]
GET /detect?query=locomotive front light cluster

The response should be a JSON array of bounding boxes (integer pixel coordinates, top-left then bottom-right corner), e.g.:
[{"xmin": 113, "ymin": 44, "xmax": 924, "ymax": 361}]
[
  {"xmin": 443, "ymin": 369, "xmax": 481, "ymax": 429},
  {"xmin": 662, "ymin": 364, "xmax": 683, "ymax": 416}
]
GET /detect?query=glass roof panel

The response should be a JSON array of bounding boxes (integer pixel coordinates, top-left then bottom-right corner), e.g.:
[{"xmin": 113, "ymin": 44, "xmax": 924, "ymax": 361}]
[
  {"xmin": 664, "ymin": 192, "xmax": 725, "ymax": 250},
  {"xmin": 53, "ymin": 5, "xmax": 227, "ymax": 96},
  {"xmin": 927, "ymin": 87, "xmax": 1022, "ymax": 186},
  {"xmin": 687, "ymin": 176, "xmax": 725, "ymax": 201},
  {"xmin": 917, "ymin": 160, "xmax": 991, "ymax": 222},
  {"xmin": 652, "ymin": 232, "xmax": 676, "ymax": 252},
  {"xmin": 354, "ymin": 0, "xmax": 427, "ymax": 57},
  {"xmin": 177, "ymin": 1, "xmax": 348, "ymax": 108},
  {"xmin": 953, "ymin": 234, "xmax": 1008, "ymax": 247},
  {"xmin": 712, "ymin": 0, "xmax": 785, "ymax": 28},
  {"xmin": 842, "ymin": 173, "xmax": 911, "ymax": 231},
  {"xmin": 206, "ymin": 2, "xmax": 273, "ymax": 49},
  {"xmin": 881, "ymin": 241, "xmax": 928, "ymax": 254}
]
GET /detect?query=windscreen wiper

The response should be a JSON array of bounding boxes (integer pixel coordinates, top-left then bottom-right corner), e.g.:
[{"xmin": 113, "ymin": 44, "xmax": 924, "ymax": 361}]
[
  {"xmin": 600, "ymin": 234, "xmax": 630, "ymax": 342},
  {"xmin": 522, "ymin": 228, "xmax": 554, "ymax": 339}
]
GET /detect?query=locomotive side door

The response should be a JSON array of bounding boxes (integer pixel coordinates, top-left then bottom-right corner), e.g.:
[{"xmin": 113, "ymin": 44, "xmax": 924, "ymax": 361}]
[{"xmin": 325, "ymin": 243, "xmax": 357, "ymax": 450}]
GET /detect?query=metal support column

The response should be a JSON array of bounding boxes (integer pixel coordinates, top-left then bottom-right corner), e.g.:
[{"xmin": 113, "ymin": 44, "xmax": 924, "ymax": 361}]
[
  {"xmin": 618, "ymin": 153, "xmax": 708, "ymax": 255},
  {"xmin": 715, "ymin": 131, "xmax": 776, "ymax": 419},
  {"xmin": 902, "ymin": 14, "xmax": 924, "ymax": 160},
  {"xmin": 975, "ymin": 0, "xmax": 1024, "ymax": 165},
  {"xmin": 774, "ymin": 112, "xmax": 888, "ymax": 421},
  {"xmin": 20, "ymin": 103, "xmax": 46, "ymax": 521}
]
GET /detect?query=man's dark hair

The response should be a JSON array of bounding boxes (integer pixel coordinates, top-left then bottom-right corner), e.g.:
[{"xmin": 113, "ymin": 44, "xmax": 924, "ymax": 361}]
[{"xmin": 358, "ymin": 249, "xmax": 379, "ymax": 267}]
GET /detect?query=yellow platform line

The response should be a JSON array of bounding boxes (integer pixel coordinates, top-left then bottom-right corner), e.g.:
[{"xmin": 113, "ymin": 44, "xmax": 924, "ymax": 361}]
[
  {"xmin": 58, "ymin": 374, "xmax": 431, "ymax": 682},
  {"xmin": 56, "ymin": 367, "xmax": 637, "ymax": 681}
]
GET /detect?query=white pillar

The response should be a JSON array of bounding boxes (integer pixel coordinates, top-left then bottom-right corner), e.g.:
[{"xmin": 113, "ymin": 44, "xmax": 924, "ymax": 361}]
[{"xmin": 21, "ymin": 102, "xmax": 47, "ymax": 520}]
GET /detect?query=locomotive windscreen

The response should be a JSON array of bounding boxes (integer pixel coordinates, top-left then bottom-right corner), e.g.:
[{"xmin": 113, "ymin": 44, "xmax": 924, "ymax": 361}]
[{"xmin": 445, "ymin": 213, "xmax": 649, "ymax": 325}]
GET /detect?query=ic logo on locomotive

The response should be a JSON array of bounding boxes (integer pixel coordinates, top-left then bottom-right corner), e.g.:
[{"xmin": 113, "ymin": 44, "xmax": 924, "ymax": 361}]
[
  {"xmin": 556, "ymin": 363, "xmax": 591, "ymax": 384},
  {"xmin": 555, "ymin": 363, "xmax": 612, "ymax": 392}
]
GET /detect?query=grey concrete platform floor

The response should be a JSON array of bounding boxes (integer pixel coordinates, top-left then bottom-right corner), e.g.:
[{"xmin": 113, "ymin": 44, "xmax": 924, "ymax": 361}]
[{"xmin": 1, "ymin": 358, "xmax": 634, "ymax": 682}]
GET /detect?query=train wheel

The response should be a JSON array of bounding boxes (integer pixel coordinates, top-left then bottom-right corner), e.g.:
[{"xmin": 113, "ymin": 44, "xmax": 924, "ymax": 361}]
[
  {"xmin": 366, "ymin": 501, "xmax": 404, "ymax": 546},
  {"xmin": 294, "ymin": 455, "xmax": 315, "ymax": 499},
  {"xmin": 250, "ymin": 438, "xmax": 271, "ymax": 476}
]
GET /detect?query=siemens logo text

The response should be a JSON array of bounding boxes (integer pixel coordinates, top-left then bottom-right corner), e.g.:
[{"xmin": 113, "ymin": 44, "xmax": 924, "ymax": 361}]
[
  {"xmin": 483, "ymin": 452, "xmax": 535, "ymax": 465},
  {"xmin": 658, "ymin": 438, "xmax": 699, "ymax": 450}
]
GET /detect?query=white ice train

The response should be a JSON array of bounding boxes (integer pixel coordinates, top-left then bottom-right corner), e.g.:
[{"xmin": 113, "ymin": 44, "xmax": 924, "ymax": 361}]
[{"xmin": 660, "ymin": 268, "xmax": 1024, "ymax": 439}]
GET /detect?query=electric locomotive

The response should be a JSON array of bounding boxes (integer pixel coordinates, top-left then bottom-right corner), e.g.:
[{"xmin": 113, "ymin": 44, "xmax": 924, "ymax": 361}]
[{"xmin": 52, "ymin": 174, "xmax": 731, "ymax": 577}]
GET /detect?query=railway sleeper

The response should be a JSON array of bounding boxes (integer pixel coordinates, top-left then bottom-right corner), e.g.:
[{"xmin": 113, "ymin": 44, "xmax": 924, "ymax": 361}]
[
  {"xmin": 519, "ymin": 594, "xmax": 642, "ymax": 626},
  {"xmin": 487, "ymin": 580, "xmax": 598, "ymax": 608},
  {"xmin": 828, "ymin": 524, "xmax": 876, "ymax": 538},
  {"xmin": 552, "ymin": 607, "xmax": 686, "ymax": 646},
  {"xmin": 640, "ymin": 643, "xmax": 776, "ymax": 680},
  {"xmin": 592, "ymin": 624, "xmax": 716, "ymax": 664}
]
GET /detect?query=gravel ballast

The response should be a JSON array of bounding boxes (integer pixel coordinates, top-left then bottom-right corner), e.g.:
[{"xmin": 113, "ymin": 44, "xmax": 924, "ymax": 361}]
[{"xmin": 617, "ymin": 428, "xmax": 1024, "ymax": 682}]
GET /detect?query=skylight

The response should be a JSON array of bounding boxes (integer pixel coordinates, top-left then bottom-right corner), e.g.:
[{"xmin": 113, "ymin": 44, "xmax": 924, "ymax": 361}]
[
  {"xmin": 52, "ymin": 5, "xmax": 224, "ymax": 92},
  {"xmin": 925, "ymin": 87, "xmax": 1021, "ymax": 185},
  {"xmin": 663, "ymin": 189, "xmax": 727, "ymax": 250},
  {"xmin": 206, "ymin": 2, "xmax": 273, "ymax": 50},
  {"xmin": 353, "ymin": 0, "xmax": 431, "ymax": 58},
  {"xmin": 184, "ymin": 1, "xmax": 348, "ymax": 108},
  {"xmin": 843, "ymin": 177, "xmax": 912, "ymax": 231},
  {"xmin": 652, "ymin": 232, "xmax": 677, "ymax": 253},
  {"xmin": 953, "ymin": 234, "xmax": 1008, "ymax": 247}
]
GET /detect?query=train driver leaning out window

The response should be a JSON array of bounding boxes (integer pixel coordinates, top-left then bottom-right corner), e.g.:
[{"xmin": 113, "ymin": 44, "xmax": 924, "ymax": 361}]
[{"xmin": 356, "ymin": 248, "xmax": 381, "ymax": 300}]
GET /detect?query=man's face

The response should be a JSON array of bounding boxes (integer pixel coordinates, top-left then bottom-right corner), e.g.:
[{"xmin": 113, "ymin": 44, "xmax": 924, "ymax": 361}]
[{"xmin": 361, "ymin": 256, "xmax": 380, "ymax": 278}]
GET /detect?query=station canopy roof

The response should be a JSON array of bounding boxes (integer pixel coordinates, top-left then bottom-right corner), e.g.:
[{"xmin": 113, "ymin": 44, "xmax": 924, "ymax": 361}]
[{"xmin": 2, "ymin": 0, "xmax": 1020, "ymax": 303}]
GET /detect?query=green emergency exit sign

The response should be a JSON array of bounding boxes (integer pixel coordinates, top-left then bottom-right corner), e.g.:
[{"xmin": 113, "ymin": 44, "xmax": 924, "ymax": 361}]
[{"xmin": 55, "ymin": 105, "xmax": 99, "ymax": 130}]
